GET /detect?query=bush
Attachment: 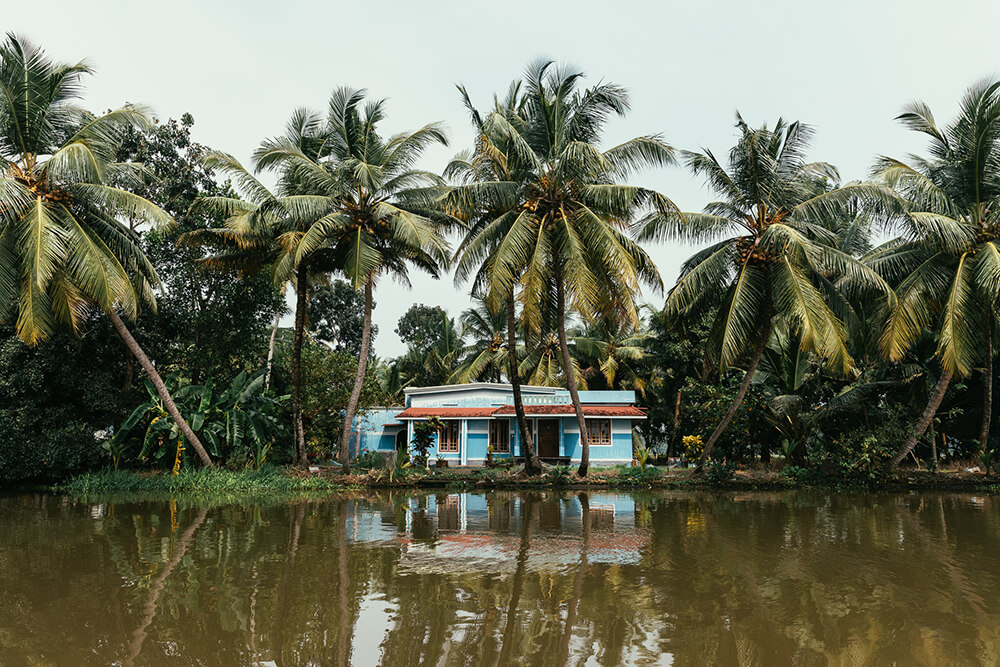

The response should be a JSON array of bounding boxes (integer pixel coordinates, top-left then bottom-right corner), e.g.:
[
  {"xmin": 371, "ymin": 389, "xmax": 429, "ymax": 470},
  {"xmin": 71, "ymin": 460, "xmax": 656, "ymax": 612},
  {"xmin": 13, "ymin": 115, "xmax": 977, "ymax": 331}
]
[
  {"xmin": 0, "ymin": 323, "xmax": 127, "ymax": 485},
  {"xmin": 704, "ymin": 460, "xmax": 736, "ymax": 484},
  {"xmin": 59, "ymin": 466, "xmax": 346, "ymax": 495}
]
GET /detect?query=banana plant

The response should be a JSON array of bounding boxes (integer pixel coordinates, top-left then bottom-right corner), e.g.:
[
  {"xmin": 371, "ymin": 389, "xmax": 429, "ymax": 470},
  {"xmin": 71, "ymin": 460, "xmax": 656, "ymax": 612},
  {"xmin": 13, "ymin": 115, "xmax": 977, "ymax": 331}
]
[{"xmin": 112, "ymin": 370, "xmax": 287, "ymax": 469}]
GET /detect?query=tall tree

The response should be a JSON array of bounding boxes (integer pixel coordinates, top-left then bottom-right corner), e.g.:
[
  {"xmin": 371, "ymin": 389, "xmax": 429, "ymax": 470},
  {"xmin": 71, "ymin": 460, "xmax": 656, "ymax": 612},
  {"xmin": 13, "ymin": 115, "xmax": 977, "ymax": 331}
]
[
  {"xmin": 642, "ymin": 115, "xmax": 894, "ymax": 470},
  {"xmin": 309, "ymin": 280, "xmax": 378, "ymax": 356},
  {"xmin": 252, "ymin": 88, "xmax": 452, "ymax": 469},
  {"xmin": 115, "ymin": 114, "xmax": 285, "ymax": 385},
  {"xmin": 448, "ymin": 61, "xmax": 674, "ymax": 476},
  {"xmin": 184, "ymin": 147, "xmax": 340, "ymax": 465},
  {"xmin": 450, "ymin": 296, "xmax": 509, "ymax": 383},
  {"xmin": 866, "ymin": 79, "xmax": 1000, "ymax": 466},
  {"xmin": 0, "ymin": 34, "xmax": 213, "ymax": 466}
]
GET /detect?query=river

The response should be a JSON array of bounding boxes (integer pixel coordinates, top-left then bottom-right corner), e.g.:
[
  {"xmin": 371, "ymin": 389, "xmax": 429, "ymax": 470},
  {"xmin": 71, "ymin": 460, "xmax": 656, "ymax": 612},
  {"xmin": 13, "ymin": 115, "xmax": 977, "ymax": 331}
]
[{"xmin": 1, "ymin": 490, "xmax": 998, "ymax": 665}]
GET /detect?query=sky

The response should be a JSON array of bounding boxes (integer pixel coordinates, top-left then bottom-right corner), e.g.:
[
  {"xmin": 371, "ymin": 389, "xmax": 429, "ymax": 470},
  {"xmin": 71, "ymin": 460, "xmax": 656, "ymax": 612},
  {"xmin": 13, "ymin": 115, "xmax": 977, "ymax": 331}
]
[{"xmin": 9, "ymin": 0, "xmax": 1000, "ymax": 357}]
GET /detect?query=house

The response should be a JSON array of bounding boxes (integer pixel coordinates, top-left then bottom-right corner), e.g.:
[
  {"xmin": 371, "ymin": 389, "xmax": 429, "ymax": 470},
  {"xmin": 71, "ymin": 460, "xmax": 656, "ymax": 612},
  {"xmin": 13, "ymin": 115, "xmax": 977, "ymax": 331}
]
[{"xmin": 355, "ymin": 382, "xmax": 644, "ymax": 466}]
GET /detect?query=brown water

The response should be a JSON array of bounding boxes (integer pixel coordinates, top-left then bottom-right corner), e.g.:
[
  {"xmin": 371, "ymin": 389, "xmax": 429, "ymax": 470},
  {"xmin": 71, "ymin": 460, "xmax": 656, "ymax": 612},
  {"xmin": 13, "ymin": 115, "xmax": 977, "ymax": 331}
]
[{"xmin": 1, "ymin": 490, "xmax": 999, "ymax": 666}]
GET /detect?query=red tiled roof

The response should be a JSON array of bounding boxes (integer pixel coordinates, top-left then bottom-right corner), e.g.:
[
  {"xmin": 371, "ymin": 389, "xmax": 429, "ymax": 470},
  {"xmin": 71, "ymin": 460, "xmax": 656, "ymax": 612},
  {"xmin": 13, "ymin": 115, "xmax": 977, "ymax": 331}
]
[
  {"xmin": 493, "ymin": 404, "xmax": 646, "ymax": 417},
  {"xmin": 395, "ymin": 407, "xmax": 499, "ymax": 419}
]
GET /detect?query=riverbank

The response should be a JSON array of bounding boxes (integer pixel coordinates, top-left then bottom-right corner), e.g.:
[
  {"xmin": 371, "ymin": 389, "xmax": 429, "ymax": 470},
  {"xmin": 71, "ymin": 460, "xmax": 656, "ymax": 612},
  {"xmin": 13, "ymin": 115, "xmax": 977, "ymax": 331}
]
[{"xmin": 54, "ymin": 464, "xmax": 1000, "ymax": 496}]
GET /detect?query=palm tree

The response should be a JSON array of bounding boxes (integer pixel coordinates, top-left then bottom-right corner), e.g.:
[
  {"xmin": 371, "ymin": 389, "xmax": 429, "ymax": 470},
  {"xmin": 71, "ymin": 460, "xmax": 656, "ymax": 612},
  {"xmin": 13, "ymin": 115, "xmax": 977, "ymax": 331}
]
[
  {"xmin": 254, "ymin": 88, "xmax": 452, "ymax": 469},
  {"xmin": 641, "ymin": 115, "xmax": 894, "ymax": 469},
  {"xmin": 185, "ymin": 147, "xmax": 339, "ymax": 465},
  {"xmin": 570, "ymin": 317, "xmax": 651, "ymax": 396},
  {"xmin": 0, "ymin": 34, "xmax": 214, "ymax": 466},
  {"xmin": 448, "ymin": 61, "xmax": 675, "ymax": 476},
  {"xmin": 866, "ymin": 80, "xmax": 1000, "ymax": 466},
  {"xmin": 450, "ymin": 296, "xmax": 508, "ymax": 383}
]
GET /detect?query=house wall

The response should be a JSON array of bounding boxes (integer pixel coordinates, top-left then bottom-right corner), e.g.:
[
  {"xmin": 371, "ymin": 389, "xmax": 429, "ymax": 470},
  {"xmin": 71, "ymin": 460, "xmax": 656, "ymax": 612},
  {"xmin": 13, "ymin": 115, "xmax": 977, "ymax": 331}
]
[
  {"xmin": 352, "ymin": 408, "xmax": 403, "ymax": 453},
  {"xmin": 560, "ymin": 417, "xmax": 635, "ymax": 463},
  {"xmin": 407, "ymin": 386, "xmax": 561, "ymax": 408}
]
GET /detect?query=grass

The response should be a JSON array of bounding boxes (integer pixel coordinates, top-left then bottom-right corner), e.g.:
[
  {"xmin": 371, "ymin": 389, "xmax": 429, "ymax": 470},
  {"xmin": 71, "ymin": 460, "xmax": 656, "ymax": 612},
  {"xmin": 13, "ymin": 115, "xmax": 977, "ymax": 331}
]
[
  {"xmin": 59, "ymin": 466, "xmax": 350, "ymax": 495},
  {"xmin": 56, "ymin": 463, "xmax": 1000, "ymax": 496}
]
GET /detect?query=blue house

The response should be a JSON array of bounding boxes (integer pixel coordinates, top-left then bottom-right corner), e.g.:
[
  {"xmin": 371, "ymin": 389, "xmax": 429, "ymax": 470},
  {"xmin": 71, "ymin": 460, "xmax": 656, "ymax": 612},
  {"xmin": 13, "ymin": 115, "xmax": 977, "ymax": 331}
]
[{"xmin": 356, "ymin": 382, "xmax": 644, "ymax": 466}]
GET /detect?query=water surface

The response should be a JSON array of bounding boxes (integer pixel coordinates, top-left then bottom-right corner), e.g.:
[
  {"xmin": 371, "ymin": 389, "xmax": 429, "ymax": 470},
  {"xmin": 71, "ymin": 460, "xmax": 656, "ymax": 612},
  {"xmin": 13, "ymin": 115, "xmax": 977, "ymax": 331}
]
[{"xmin": 1, "ymin": 490, "xmax": 998, "ymax": 665}]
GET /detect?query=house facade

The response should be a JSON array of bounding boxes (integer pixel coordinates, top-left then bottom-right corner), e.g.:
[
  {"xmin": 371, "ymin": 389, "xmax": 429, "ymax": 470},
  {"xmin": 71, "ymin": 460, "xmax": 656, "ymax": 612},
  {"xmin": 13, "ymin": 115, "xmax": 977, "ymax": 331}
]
[{"xmin": 356, "ymin": 382, "xmax": 644, "ymax": 466}]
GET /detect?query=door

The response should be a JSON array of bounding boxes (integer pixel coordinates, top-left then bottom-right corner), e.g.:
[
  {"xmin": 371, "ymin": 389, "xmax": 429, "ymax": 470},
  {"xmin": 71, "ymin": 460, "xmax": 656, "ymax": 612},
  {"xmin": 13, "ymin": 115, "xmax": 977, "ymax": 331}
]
[{"xmin": 537, "ymin": 419, "xmax": 560, "ymax": 458}]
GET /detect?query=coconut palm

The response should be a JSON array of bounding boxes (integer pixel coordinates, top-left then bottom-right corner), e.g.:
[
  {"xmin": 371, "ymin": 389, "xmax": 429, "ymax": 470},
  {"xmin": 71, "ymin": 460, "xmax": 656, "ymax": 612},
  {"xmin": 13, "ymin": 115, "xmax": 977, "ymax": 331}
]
[
  {"xmin": 866, "ymin": 79, "xmax": 1000, "ymax": 466},
  {"xmin": 570, "ymin": 317, "xmax": 651, "ymax": 396},
  {"xmin": 641, "ymin": 115, "xmax": 895, "ymax": 469},
  {"xmin": 253, "ymin": 88, "xmax": 452, "ymax": 469},
  {"xmin": 450, "ymin": 296, "xmax": 509, "ymax": 383},
  {"xmin": 448, "ymin": 61, "xmax": 675, "ymax": 476},
  {"xmin": 184, "ymin": 146, "xmax": 339, "ymax": 465},
  {"xmin": 0, "ymin": 34, "xmax": 214, "ymax": 466}
]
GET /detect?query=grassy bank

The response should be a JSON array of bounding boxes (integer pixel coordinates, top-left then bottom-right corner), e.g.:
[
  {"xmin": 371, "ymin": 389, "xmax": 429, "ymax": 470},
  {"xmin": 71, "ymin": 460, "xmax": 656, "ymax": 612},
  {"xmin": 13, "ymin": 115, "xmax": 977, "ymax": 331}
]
[
  {"xmin": 58, "ymin": 467, "xmax": 351, "ymax": 495},
  {"xmin": 56, "ymin": 464, "xmax": 1000, "ymax": 496}
]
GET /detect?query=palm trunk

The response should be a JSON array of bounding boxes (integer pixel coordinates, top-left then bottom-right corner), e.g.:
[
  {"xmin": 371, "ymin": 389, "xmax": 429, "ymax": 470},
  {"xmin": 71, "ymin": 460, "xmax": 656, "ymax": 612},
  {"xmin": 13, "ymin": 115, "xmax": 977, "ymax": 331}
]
[
  {"xmin": 893, "ymin": 368, "xmax": 954, "ymax": 468},
  {"xmin": 669, "ymin": 388, "xmax": 682, "ymax": 459},
  {"xmin": 291, "ymin": 268, "xmax": 309, "ymax": 465},
  {"xmin": 696, "ymin": 324, "xmax": 771, "ymax": 472},
  {"xmin": 336, "ymin": 500, "xmax": 351, "ymax": 667},
  {"xmin": 554, "ymin": 266, "xmax": 590, "ymax": 477},
  {"xmin": 498, "ymin": 495, "xmax": 535, "ymax": 665},
  {"xmin": 557, "ymin": 493, "xmax": 590, "ymax": 665},
  {"xmin": 265, "ymin": 310, "xmax": 281, "ymax": 392},
  {"xmin": 124, "ymin": 507, "xmax": 208, "ymax": 667},
  {"xmin": 340, "ymin": 278, "xmax": 373, "ymax": 470},
  {"xmin": 979, "ymin": 319, "xmax": 993, "ymax": 450},
  {"xmin": 107, "ymin": 310, "xmax": 213, "ymax": 468},
  {"xmin": 506, "ymin": 290, "xmax": 541, "ymax": 475}
]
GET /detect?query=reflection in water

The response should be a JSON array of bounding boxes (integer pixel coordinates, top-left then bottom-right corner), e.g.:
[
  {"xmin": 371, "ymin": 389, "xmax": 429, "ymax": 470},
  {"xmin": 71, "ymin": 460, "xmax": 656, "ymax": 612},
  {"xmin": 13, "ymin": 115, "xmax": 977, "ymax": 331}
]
[{"xmin": 0, "ymin": 491, "xmax": 999, "ymax": 665}]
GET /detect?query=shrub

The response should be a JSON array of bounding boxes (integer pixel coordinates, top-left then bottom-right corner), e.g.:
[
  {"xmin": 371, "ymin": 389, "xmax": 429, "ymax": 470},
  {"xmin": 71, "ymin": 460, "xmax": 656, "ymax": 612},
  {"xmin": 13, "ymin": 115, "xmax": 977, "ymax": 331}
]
[
  {"xmin": 704, "ymin": 460, "xmax": 736, "ymax": 485},
  {"xmin": 682, "ymin": 435, "xmax": 703, "ymax": 462}
]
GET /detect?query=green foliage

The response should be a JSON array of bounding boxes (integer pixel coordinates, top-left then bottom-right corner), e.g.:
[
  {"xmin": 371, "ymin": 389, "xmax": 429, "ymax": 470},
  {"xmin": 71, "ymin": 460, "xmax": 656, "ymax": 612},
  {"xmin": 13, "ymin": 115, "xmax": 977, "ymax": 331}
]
[
  {"xmin": 354, "ymin": 449, "xmax": 385, "ymax": 470},
  {"xmin": 0, "ymin": 321, "xmax": 126, "ymax": 484},
  {"xmin": 309, "ymin": 281, "xmax": 379, "ymax": 357},
  {"xmin": 411, "ymin": 417, "xmax": 442, "ymax": 469},
  {"xmin": 269, "ymin": 343, "xmax": 387, "ymax": 460},
  {"xmin": 978, "ymin": 447, "xmax": 997, "ymax": 475},
  {"xmin": 116, "ymin": 114, "xmax": 285, "ymax": 384},
  {"xmin": 112, "ymin": 370, "xmax": 286, "ymax": 469},
  {"xmin": 634, "ymin": 443, "xmax": 651, "ymax": 471},
  {"xmin": 704, "ymin": 460, "xmax": 736, "ymax": 485},
  {"xmin": 59, "ymin": 467, "xmax": 346, "ymax": 495},
  {"xmin": 544, "ymin": 465, "xmax": 573, "ymax": 486}
]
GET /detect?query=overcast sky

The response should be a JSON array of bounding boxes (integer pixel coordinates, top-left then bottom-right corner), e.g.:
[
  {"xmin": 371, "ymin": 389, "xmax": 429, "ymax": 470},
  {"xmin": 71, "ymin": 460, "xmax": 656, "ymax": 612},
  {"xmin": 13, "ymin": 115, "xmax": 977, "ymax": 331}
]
[{"xmin": 9, "ymin": 0, "xmax": 1000, "ymax": 356}]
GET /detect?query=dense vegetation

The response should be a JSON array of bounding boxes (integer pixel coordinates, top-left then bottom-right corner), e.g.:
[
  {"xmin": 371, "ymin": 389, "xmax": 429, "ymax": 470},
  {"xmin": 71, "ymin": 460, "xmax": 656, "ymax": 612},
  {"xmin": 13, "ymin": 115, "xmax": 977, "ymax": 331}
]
[{"xmin": 2, "ymin": 35, "xmax": 999, "ymax": 486}]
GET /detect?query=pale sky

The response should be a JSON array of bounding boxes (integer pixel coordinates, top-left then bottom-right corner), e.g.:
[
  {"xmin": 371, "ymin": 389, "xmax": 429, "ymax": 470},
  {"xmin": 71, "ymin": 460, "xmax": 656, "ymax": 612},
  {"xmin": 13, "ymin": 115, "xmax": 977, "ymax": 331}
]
[{"xmin": 9, "ymin": 0, "xmax": 1000, "ymax": 356}]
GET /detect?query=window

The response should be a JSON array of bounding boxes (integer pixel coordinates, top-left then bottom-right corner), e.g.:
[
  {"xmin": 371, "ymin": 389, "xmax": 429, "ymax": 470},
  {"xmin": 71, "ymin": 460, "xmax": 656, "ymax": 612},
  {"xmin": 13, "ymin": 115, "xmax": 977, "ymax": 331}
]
[
  {"xmin": 490, "ymin": 419, "xmax": 510, "ymax": 453},
  {"xmin": 438, "ymin": 421, "xmax": 460, "ymax": 452},
  {"xmin": 586, "ymin": 419, "xmax": 612, "ymax": 446}
]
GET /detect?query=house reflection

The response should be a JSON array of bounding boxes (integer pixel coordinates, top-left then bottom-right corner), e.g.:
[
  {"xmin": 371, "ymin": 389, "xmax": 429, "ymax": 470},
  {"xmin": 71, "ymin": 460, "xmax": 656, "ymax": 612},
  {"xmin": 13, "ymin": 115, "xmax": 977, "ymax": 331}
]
[{"xmin": 382, "ymin": 493, "xmax": 650, "ymax": 574}]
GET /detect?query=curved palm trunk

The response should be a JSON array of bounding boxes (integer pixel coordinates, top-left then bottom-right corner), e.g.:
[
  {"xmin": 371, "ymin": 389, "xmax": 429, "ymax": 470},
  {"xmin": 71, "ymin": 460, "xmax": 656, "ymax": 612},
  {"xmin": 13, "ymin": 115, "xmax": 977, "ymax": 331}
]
[
  {"xmin": 893, "ymin": 368, "xmax": 954, "ymax": 468},
  {"xmin": 979, "ymin": 320, "xmax": 993, "ymax": 450},
  {"xmin": 554, "ymin": 270, "xmax": 590, "ymax": 477},
  {"xmin": 107, "ymin": 310, "xmax": 213, "ymax": 468},
  {"xmin": 336, "ymin": 499, "xmax": 352, "ymax": 667},
  {"xmin": 506, "ymin": 290, "xmax": 541, "ymax": 475},
  {"xmin": 124, "ymin": 507, "xmax": 208, "ymax": 667},
  {"xmin": 340, "ymin": 278, "xmax": 373, "ymax": 470},
  {"xmin": 265, "ymin": 310, "xmax": 281, "ymax": 392},
  {"xmin": 291, "ymin": 268, "xmax": 309, "ymax": 465},
  {"xmin": 696, "ymin": 323, "xmax": 771, "ymax": 473}
]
